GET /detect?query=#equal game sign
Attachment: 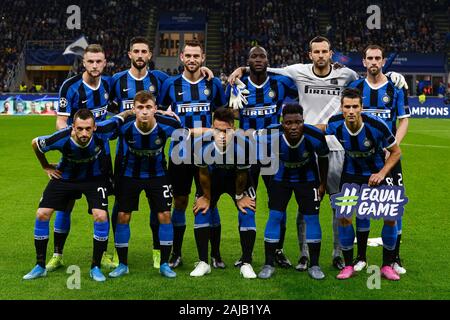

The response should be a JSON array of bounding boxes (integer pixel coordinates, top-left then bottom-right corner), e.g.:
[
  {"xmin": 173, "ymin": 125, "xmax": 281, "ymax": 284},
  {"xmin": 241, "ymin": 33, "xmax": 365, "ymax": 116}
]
[{"xmin": 331, "ymin": 183, "xmax": 408, "ymax": 221}]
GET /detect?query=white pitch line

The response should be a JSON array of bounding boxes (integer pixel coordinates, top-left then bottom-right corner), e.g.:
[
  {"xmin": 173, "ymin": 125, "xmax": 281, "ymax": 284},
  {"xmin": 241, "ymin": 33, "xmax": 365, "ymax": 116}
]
[{"xmin": 402, "ymin": 143, "xmax": 450, "ymax": 149}]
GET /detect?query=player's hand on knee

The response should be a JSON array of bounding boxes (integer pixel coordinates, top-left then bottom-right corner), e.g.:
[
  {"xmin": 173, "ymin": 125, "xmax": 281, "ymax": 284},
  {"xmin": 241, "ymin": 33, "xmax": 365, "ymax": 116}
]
[
  {"xmin": 368, "ymin": 173, "xmax": 385, "ymax": 186},
  {"xmin": 193, "ymin": 196, "xmax": 210, "ymax": 215},
  {"xmin": 44, "ymin": 164, "xmax": 62, "ymax": 180},
  {"xmin": 237, "ymin": 196, "xmax": 255, "ymax": 213},
  {"xmin": 200, "ymin": 66, "xmax": 214, "ymax": 80}
]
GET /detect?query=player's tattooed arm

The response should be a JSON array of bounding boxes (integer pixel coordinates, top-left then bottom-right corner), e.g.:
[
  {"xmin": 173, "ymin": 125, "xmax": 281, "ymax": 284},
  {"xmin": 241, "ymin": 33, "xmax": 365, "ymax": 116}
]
[
  {"xmin": 32, "ymin": 138, "xmax": 62, "ymax": 179},
  {"xmin": 155, "ymin": 109, "xmax": 180, "ymax": 122},
  {"xmin": 369, "ymin": 143, "xmax": 401, "ymax": 186},
  {"xmin": 56, "ymin": 115, "xmax": 69, "ymax": 130},
  {"xmin": 235, "ymin": 170, "xmax": 255, "ymax": 213},
  {"xmin": 194, "ymin": 167, "xmax": 211, "ymax": 215},
  {"xmin": 117, "ymin": 109, "xmax": 135, "ymax": 120}
]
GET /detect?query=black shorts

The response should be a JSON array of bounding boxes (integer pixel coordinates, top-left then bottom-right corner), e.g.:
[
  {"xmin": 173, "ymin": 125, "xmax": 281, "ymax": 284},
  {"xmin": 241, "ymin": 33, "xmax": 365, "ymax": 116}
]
[
  {"xmin": 116, "ymin": 176, "xmax": 172, "ymax": 213},
  {"xmin": 249, "ymin": 164, "xmax": 272, "ymax": 192},
  {"xmin": 268, "ymin": 180, "xmax": 320, "ymax": 215},
  {"xmin": 39, "ymin": 178, "xmax": 110, "ymax": 213},
  {"xmin": 386, "ymin": 160, "xmax": 404, "ymax": 186},
  {"xmin": 209, "ymin": 169, "xmax": 256, "ymax": 209},
  {"xmin": 169, "ymin": 160, "xmax": 201, "ymax": 197},
  {"xmin": 339, "ymin": 173, "xmax": 389, "ymax": 189}
]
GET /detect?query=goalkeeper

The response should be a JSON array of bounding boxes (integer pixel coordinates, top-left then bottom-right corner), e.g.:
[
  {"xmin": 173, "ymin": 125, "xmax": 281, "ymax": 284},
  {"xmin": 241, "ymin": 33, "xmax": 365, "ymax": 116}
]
[{"xmin": 228, "ymin": 46, "xmax": 299, "ymax": 268}]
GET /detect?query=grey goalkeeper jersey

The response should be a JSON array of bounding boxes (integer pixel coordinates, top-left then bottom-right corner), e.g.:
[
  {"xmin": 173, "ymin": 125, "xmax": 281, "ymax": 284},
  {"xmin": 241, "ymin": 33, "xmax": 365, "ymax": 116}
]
[{"xmin": 268, "ymin": 63, "xmax": 359, "ymax": 150}]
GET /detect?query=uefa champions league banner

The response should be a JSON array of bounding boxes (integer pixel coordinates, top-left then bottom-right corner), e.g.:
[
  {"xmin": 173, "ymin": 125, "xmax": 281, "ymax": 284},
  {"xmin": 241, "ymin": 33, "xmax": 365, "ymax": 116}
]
[
  {"xmin": 0, "ymin": 94, "xmax": 58, "ymax": 115},
  {"xmin": 408, "ymin": 96, "xmax": 450, "ymax": 118}
]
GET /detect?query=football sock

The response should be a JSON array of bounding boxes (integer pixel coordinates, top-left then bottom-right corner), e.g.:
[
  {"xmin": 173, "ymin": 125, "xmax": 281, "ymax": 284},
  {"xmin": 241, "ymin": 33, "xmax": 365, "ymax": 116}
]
[
  {"xmin": 92, "ymin": 221, "xmax": 109, "ymax": 269},
  {"xmin": 338, "ymin": 224, "xmax": 355, "ymax": 266},
  {"xmin": 115, "ymin": 223, "xmax": 130, "ymax": 265},
  {"xmin": 194, "ymin": 227, "xmax": 210, "ymax": 263},
  {"xmin": 210, "ymin": 224, "xmax": 221, "ymax": 259},
  {"xmin": 381, "ymin": 224, "xmax": 398, "ymax": 266},
  {"xmin": 264, "ymin": 241, "xmax": 277, "ymax": 266},
  {"xmin": 171, "ymin": 209, "xmax": 186, "ymax": 255},
  {"xmin": 240, "ymin": 230, "xmax": 256, "ymax": 264},
  {"xmin": 356, "ymin": 218, "xmax": 370, "ymax": 260},
  {"xmin": 34, "ymin": 219, "xmax": 50, "ymax": 268},
  {"xmin": 308, "ymin": 242, "xmax": 321, "ymax": 267},
  {"xmin": 159, "ymin": 223, "xmax": 173, "ymax": 264}
]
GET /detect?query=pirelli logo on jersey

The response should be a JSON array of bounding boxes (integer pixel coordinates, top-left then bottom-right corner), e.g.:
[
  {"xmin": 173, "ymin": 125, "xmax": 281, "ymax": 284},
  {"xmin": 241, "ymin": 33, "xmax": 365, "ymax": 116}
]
[
  {"xmin": 363, "ymin": 109, "xmax": 392, "ymax": 119},
  {"xmin": 178, "ymin": 103, "xmax": 211, "ymax": 114},
  {"xmin": 241, "ymin": 105, "xmax": 277, "ymax": 117},
  {"xmin": 304, "ymin": 86, "xmax": 341, "ymax": 96},
  {"xmin": 122, "ymin": 100, "xmax": 134, "ymax": 110},
  {"xmin": 283, "ymin": 158, "xmax": 310, "ymax": 168},
  {"xmin": 128, "ymin": 146, "xmax": 163, "ymax": 157},
  {"xmin": 92, "ymin": 106, "xmax": 108, "ymax": 119},
  {"xmin": 345, "ymin": 148, "xmax": 375, "ymax": 158}
]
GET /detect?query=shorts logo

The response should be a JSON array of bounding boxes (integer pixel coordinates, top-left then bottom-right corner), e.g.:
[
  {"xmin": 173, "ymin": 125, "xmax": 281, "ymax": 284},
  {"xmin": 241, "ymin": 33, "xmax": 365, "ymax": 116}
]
[
  {"xmin": 204, "ymin": 88, "xmax": 210, "ymax": 96},
  {"xmin": 59, "ymin": 97, "xmax": 68, "ymax": 110},
  {"xmin": 268, "ymin": 90, "xmax": 276, "ymax": 99},
  {"xmin": 149, "ymin": 85, "xmax": 155, "ymax": 92},
  {"xmin": 363, "ymin": 138, "xmax": 372, "ymax": 148},
  {"xmin": 382, "ymin": 95, "xmax": 390, "ymax": 103}
]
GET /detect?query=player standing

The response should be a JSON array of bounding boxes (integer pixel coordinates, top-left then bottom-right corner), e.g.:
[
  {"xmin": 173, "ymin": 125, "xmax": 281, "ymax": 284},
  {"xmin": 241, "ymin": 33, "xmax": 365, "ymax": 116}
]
[
  {"xmin": 158, "ymin": 40, "xmax": 227, "ymax": 269},
  {"xmin": 46, "ymin": 44, "xmax": 114, "ymax": 272},
  {"xmin": 348, "ymin": 45, "xmax": 409, "ymax": 274}
]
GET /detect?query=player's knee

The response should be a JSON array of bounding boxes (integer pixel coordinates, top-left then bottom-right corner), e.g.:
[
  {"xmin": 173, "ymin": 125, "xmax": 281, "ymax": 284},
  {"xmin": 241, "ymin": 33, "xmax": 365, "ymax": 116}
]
[
  {"xmin": 36, "ymin": 208, "xmax": 52, "ymax": 221},
  {"xmin": 239, "ymin": 209, "xmax": 256, "ymax": 230},
  {"xmin": 339, "ymin": 218, "xmax": 352, "ymax": 227},
  {"xmin": 264, "ymin": 210, "xmax": 283, "ymax": 241},
  {"xmin": 158, "ymin": 211, "xmax": 171, "ymax": 224},
  {"xmin": 174, "ymin": 196, "xmax": 188, "ymax": 210},
  {"xmin": 118, "ymin": 212, "xmax": 131, "ymax": 224},
  {"xmin": 356, "ymin": 217, "xmax": 371, "ymax": 232},
  {"xmin": 92, "ymin": 209, "xmax": 108, "ymax": 222},
  {"xmin": 383, "ymin": 220, "xmax": 396, "ymax": 227}
]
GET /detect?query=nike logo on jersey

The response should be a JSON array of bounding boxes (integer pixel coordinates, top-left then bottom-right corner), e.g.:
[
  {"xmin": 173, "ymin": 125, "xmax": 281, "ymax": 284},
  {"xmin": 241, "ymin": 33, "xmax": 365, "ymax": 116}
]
[
  {"xmin": 102, "ymin": 203, "xmax": 108, "ymax": 206},
  {"xmin": 82, "ymin": 100, "xmax": 88, "ymax": 104},
  {"xmin": 315, "ymin": 206, "xmax": 320, "ymax": 210},
  {"xmin": 178, "ymin": 92, "xmax": 185, "ymax": 96},
  {"xmin": 123, "ymin": 88, "xmax": 131, "ymax": 92}
]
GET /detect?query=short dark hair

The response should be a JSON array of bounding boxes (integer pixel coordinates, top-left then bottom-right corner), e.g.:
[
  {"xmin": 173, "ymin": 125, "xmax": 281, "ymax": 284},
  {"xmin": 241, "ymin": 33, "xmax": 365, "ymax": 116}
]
[
  {"xmin": 282, "ymin": 103, "xmax": 304, "ymax": 117},
  {"xmin": 341, "ymin": 88, "xmax": 362, "ymax": 105},
  {"xmin": 309, "ymin": 36, "xmax": 331, "ymax": 51},
  {"xmin": 363, "ymin": 44, "xmax": 385, "ymax": 59},
  {"xmin": 213, "ymin": 107, "xmax": 235, "ymax": 125},
  {"xmin": 134, "ymin": 90, "xmax": 156, "ymax": 105},
  {"xmin": 84, "ymin": 44, "xmax": 105, "ymax": 56},
  {"xmin": 182, "ymin": 39, "xmax": 204, "ymax": 53},
  {"xmin": 129, "ymin": 36, "xmax": 151, "ymax": 51},
  {"xmin": 73, "ymin": 108, "xmax": 95, "ymax": 123}
]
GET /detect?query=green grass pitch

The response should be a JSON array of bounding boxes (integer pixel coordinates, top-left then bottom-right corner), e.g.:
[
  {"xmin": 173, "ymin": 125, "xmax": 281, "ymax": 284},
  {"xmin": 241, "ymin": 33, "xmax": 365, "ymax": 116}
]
[{"xmin": 0, "ymin": 116, "xmax": 449, "ymax": 300}]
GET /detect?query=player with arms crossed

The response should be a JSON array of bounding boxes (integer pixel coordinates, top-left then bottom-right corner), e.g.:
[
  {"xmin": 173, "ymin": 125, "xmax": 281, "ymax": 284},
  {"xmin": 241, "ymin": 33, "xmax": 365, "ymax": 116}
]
[
  {"xmin": 158, "ymin": 40, "xmax": 227, "ymax": 270},
  {"xmin": 348, "ymin": 44, "xmax": 409, "ymax": 274}
]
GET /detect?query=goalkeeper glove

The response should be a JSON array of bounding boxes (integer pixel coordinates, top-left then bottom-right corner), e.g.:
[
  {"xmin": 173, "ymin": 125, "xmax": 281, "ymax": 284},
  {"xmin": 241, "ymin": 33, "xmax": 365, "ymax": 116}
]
[
  {"xmin": 229, "ymin": 78, "xmax": 249, "ymax": 109},
  {"xmin": 386, "ymin": 72, "xmax": 408, "ymax": 90}
]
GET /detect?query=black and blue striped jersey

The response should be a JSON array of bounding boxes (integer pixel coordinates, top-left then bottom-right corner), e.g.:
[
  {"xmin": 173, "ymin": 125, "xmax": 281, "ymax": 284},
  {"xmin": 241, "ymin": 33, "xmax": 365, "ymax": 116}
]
[
  {"xmin": 193, "ymin": 131, "xmax": 251, "ymax": 176},
  {"xmin": 157, "ymin": 75, "xmax": 227, "ymax": 129},
  {"xmin": 36, "ymin": 117, "xmax": 122, "ymax": 181},
  {"xmin": 116, "ymin": 114, "xmax": 187, "ymax": 179},
  {"xmin": 227, "ymin": 74, "xmax": 298, "ymax": 130},
  {"xmin": 110, "ymin": 69, "xmax": 168, "ymax": 112},
  {"xmin": 255, "ymin": 124, "xmax": 329, "ymax": 183},
  {"xmin": 348, "ymin": 78, "xmax": 410, "ymax": 134},
  {"xmin": 58, "ymin": 74, "xmax": 111, "ymax": 125},
  {"xmin": 326, "ymin": 113, "xmax": 397, "ymax": 176}
]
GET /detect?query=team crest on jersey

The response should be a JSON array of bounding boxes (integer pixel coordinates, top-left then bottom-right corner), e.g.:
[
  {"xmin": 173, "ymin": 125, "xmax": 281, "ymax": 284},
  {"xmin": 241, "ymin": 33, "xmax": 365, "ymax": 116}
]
[
  {"xmin": 59, "ymin": 97, "xmax": 68, "ymax": 109},
  {"xmin": 382, "ymin": 95, "xmax": 390, "ymax": 103},
  {"xmin": 302, "ymin": 151, "xmax": 310, "ymax": 158},
  {"xmin": 149, "ymin": 85, "xmax": 155, "ymax": 93},
  {"xmin": 363, "ymin": 138, "xmax": 372, "ymax": 148},
  {"xmin": 268, "ymin": 90, "xmax": 276, "ymax": 99},
  {"xmin": 203, "ymin": 88, "xmax": 211, "ymax": 96},
  {"xmin": 104, "ymin": 93, "xmax": 109, "ymax": 100},
  {"xmin": 330, "ymin": 79, "xmax": 338, "ymax": 85},
  {"xmin": 154, "ymin": 138, "xmax": 162, "ymax": 146}
]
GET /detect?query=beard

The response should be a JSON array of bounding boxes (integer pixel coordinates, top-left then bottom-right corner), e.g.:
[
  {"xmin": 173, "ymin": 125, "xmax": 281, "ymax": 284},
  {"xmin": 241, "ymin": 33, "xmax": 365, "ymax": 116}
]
[{"xmin": 132, "ymin": 59, "xmax": 147, "ymax": 70}]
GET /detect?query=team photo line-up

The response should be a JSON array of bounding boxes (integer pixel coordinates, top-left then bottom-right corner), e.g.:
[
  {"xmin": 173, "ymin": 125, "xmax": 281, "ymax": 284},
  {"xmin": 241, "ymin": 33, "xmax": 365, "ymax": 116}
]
[{"xmin": 23, "ymin": 35, "xmax": 410, "ymax": 282}]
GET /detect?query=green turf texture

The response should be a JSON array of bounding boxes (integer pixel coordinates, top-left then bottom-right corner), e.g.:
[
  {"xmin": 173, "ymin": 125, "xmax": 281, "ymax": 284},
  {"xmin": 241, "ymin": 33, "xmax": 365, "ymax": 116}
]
[{"xmin": 0, "ymin": 116, "xmax": 449, "ymax": 299}]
